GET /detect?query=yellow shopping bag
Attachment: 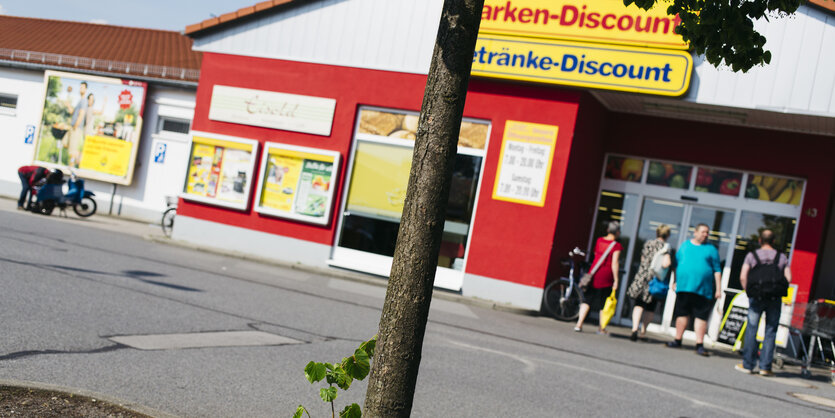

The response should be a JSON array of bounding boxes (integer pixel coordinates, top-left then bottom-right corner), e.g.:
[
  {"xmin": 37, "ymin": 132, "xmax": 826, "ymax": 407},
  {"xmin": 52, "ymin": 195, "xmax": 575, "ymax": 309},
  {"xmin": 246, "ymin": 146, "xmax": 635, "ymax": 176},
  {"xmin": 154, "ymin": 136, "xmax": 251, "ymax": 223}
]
[{"xmin": 599, "ymin": 290, "xmax": 618, "ymax": 329}]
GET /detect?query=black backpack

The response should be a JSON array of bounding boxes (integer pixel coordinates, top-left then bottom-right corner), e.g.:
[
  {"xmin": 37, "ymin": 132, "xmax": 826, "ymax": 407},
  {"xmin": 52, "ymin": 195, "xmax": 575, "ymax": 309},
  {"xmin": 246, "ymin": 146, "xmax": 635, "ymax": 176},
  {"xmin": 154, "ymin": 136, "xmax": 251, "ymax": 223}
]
[{"xmin": 746, "ymin": 250, "xmax": 789, "ymax": 299}]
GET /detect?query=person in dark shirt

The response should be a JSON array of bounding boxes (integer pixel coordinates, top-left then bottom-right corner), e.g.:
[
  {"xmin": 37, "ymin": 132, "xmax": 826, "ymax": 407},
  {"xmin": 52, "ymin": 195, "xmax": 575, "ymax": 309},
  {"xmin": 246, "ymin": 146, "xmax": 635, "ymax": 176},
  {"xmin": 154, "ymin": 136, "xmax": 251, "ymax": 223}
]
[{"xmin": 17, "ymin": 165, "xmax": 50, "ymax": 210}]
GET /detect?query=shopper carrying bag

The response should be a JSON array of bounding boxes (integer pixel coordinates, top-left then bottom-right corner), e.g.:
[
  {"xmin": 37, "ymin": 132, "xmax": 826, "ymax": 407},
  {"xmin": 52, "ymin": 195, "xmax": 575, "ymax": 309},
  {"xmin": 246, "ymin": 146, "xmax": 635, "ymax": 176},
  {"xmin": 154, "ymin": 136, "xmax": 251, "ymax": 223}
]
[{"xmin": 574, "ymin": 221, "xmax": 622, "ymax": 334}]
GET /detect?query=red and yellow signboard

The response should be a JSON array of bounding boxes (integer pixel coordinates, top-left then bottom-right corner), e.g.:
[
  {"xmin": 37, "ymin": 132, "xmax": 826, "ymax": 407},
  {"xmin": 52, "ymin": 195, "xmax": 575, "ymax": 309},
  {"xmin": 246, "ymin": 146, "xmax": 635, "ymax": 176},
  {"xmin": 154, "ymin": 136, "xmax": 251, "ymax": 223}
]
[{"xmin": 480, "ymin": 0, "xmax": 687, "ymax": 50}]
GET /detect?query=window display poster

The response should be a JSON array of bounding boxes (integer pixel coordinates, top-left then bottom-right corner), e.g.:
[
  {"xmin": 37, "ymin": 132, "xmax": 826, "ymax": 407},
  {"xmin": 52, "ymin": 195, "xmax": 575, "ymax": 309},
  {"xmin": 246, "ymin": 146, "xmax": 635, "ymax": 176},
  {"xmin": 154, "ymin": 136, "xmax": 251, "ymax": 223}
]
[
  {"xmin": 256, "ymin": 144, "xmax": 339, "ymax": 224},
  {"xmin": 345, "ymin": 141, "xmax": 413, "ymax": 221},
  {"xmin": 492, "ymin": 120, "xmax": 558, "ymax": 206},
  {"xmin": 34, "ymin": 70, "xmax": 147, "ymax": 185},
  {"xmin": 184, "ymin": 135, "xmax": 255, "ymax": 208}
]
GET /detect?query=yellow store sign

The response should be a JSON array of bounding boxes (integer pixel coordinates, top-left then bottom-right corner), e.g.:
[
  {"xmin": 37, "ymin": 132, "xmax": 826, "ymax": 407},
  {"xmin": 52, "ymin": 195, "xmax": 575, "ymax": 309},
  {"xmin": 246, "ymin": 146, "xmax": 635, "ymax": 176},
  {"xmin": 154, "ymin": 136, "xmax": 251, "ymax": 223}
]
[
  {"xmin": 481, "ymin": 0, "xmax": 687, "ymax": 50},
  {"xmin": 472, "ymin": 35, "xmax": 693, "ymax": 96}
]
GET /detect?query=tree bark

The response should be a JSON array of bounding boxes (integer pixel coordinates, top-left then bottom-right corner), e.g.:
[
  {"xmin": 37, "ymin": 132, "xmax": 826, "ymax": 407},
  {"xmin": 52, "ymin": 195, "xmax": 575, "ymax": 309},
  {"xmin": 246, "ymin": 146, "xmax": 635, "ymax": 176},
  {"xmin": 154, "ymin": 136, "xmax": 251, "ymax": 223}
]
[{"xmin": 363, "ymin": 0, "xmax": 484, "ymax": 416}]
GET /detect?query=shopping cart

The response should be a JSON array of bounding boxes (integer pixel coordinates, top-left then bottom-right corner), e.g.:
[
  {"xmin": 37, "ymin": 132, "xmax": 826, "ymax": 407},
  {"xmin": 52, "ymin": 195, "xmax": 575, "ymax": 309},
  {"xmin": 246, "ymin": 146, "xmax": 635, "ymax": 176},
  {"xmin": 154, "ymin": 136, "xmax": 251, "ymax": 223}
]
[{"xmin": 775, "ymin": 299, "xmax": 835, "ymax": 379}]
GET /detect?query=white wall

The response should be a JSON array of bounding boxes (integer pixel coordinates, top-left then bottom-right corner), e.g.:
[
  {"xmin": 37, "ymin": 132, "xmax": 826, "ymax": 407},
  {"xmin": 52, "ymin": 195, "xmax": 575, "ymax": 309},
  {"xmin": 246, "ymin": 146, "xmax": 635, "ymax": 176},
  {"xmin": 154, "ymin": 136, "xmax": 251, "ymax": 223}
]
[
  {"xmin": 192, "ymin": 0, "xmax": 443, "ymax": 75},
  {"xmin": 0, "ymin": 67, "xmax": 49, "ymax": 198},
  {"xmin": 87, "ymin": 85, "xmax": 195, "ymax": 222},
  {"xmin": 195, "ymin": 1, "xmax": 835, "ymax": 121},
  {"xmin": 0, "ymin": 66, "xmax": 195, "ymax": 223}
]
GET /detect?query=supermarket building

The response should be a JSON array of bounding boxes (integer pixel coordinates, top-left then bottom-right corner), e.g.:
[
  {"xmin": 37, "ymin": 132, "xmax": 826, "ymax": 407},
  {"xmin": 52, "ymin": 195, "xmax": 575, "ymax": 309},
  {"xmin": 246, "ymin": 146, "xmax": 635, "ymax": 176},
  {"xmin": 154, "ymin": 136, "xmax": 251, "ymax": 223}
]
[{"xmin": 171, "ymin": 0, "xmax": 835, "ymax": 340}]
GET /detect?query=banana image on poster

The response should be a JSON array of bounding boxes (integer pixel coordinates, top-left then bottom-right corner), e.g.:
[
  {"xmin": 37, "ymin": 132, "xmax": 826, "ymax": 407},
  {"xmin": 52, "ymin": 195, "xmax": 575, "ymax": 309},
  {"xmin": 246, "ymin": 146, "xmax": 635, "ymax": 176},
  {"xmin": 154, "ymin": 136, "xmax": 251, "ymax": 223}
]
[{"xmin": 745, "ymin": 175, "xmax": 802, "ymax": 205}]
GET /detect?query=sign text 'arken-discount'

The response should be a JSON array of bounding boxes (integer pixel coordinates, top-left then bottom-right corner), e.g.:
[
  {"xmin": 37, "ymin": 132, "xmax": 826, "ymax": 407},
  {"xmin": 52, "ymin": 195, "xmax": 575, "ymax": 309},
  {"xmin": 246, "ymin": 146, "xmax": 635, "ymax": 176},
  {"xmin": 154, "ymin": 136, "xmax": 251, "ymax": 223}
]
[
  {"xmin": 472, "ymin": 35, "xmax": 692, "ymax": 97},
  {"xmin": 480, "ymin": 0, "xmax": 686, "ymax": 50}
]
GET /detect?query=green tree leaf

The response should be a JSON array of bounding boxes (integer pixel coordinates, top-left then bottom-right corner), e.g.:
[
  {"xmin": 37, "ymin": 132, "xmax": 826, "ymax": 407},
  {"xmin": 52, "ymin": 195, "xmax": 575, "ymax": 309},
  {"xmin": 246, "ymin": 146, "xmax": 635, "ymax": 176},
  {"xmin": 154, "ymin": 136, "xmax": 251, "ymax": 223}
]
[
  {"xmin": 304, "ymin": 362, "xmax": 326, "ymax": 383},
  {"xmin": 623, "ymin": 0, "xmax": 803, "ymax": 72},
  {"xmin": 333, "ymin": 365, "xmax": 353, "ymax": 390},
  {"xmin": 339, "ymin": 403, "xmax": 362, "ymax": 418},
  {"xmin": 320, "ymin": 387, "xmax": 338, "ymax": 403},
  {"xmin": 293, "ymin": 405, "xmax": 308, "ymax": 418},
  {"xmin": 342, "ymin": 348, "xmax": 370, "ymax": 381},
  {"xmin": 359, "ymin": 337, "xmax": 376, "ymax": 358}
]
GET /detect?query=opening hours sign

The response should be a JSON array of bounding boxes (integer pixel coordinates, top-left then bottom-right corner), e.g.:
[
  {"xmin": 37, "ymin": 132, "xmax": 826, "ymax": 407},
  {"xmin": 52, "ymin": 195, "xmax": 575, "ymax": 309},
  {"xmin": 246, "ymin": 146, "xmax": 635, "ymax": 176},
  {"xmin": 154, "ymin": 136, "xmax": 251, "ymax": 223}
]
[{"xmin": 492, "ymin": 120, "xmax": 558, "ymax": 206}]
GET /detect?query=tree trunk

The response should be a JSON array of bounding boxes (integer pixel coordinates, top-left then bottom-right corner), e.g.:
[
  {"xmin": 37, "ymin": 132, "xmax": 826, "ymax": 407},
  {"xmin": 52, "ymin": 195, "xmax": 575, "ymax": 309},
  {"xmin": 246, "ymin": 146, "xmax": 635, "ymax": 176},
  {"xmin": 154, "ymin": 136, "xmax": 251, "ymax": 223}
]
[{"xmin": 363, "ymin": 0, "xmax": 484, "ymax": 416}]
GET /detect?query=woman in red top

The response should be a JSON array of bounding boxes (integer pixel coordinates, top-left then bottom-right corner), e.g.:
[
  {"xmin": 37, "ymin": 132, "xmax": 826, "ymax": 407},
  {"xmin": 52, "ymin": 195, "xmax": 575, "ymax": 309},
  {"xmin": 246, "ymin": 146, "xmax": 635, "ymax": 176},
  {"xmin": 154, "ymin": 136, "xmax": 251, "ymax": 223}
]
[{"xmin": 574, "ymin": 221, "xmax": 622, "ymax": 334}]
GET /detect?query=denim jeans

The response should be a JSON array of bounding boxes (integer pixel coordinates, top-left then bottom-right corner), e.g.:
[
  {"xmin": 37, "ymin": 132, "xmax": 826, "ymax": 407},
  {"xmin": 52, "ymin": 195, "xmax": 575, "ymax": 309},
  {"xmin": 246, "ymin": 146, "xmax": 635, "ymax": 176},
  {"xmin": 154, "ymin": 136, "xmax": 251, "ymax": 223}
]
[
  {"xmin": 18, "ymin": 171, "xmax": 31, "ymax": 208},
  {"xmin": 743, "ymin": 297, "xmax": 781, "ymax": 371}
]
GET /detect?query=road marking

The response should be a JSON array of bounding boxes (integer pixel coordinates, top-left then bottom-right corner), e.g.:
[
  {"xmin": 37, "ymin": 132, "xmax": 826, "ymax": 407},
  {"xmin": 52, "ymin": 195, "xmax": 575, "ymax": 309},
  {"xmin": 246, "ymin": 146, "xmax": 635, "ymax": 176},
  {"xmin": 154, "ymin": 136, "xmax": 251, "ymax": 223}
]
[
  {"xmin": 789, "ymin": 392, "xmax": 835, "ymax": 409},
  {"xmin": 109, "ymin": 331, "xmax": 302, "ymax": 350},
  {"xmin": 446, "ymin": 340, "xmax": 536, "ymax": 374},
  {"xmin": 538, "ymin": 355, "xmax": 755, "ymax": 417}
]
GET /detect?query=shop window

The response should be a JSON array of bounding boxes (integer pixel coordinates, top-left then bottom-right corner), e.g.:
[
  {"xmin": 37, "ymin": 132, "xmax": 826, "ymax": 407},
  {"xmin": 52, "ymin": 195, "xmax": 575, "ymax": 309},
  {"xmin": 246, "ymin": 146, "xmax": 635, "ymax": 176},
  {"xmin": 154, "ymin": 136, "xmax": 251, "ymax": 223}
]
[
  {"xmin": 694, "ymin": 167, "xmax": 743, "ymax": 196},
  {"xmin": 728, "ymin": 212, "xmax": 795, "ymax": 290},
  {"xmin": 357, "ymin": 109, "xmax": 488, "ymax": 150},
  {"xmin": 744, "ymin": 175, "xmax": 803, "ymax": 206},
  {"xmin": 156, "ymin": 116, "xmax": 191, "ymax": 135},
  {"xmin": 591, "ymin": 190, "xmax": 639, "ymax": 266},
  {"xmin": 338, "ymin": 107, "xmax": 489, "ymax": 271},
  {"xmin": 0, "ymin": 93, "xmax": 17, "ymax": 116},
  {"xmin": 646, "ymin": 161, "xmax": 692, "ymax": 189},
  {"xmin": 604, "ymin": 156, "xmax": 644, "ymax": 183}
]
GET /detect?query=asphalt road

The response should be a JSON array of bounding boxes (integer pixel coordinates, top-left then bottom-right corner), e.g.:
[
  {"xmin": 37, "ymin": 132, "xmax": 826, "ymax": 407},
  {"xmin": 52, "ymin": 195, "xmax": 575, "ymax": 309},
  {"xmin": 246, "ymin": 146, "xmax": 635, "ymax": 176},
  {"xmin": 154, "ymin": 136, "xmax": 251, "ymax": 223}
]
[{"xmin": 1, "ymin": 202, "xmax": 834, "ymax": 417}]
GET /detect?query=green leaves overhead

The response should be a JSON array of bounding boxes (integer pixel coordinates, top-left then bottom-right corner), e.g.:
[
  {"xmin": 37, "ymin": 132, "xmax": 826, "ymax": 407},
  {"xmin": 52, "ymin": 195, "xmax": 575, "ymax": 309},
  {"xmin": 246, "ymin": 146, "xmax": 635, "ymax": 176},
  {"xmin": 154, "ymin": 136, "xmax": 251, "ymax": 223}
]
[{"xmin": 624, "ymin": 0, "xmax": 804, "ymax": 72}]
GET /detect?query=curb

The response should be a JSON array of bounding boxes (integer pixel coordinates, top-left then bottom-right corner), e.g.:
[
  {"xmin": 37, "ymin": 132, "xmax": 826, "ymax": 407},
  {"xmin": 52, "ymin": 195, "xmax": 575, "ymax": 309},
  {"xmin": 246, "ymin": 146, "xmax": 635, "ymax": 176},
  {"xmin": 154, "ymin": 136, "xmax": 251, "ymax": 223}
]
[
  {"xmin": 0, "ymin": 378, "xmax": 179, "ymax": 418},
  {"xmin": 145, "ymin": 234, "xmax": 540, "ymax": 317}
]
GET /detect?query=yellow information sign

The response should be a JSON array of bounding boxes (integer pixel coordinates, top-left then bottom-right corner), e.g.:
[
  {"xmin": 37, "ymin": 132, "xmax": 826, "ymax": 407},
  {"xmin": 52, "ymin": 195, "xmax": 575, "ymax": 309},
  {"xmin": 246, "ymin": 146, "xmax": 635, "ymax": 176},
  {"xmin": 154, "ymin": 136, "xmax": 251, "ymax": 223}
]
[
  {"xmin": 473, "ymin": 34, "xmax": 692, "ymax": 96},
  {"xmin": 480, "ymin": 0, "xmax": 687, "ymax": 50},
  {"xmin": 78, "ymin": 135, "xmax": 133, "ymax": 177},
  {"xmin": 492, "ymin": 120, "xmax": 558, "ymax": 207}
]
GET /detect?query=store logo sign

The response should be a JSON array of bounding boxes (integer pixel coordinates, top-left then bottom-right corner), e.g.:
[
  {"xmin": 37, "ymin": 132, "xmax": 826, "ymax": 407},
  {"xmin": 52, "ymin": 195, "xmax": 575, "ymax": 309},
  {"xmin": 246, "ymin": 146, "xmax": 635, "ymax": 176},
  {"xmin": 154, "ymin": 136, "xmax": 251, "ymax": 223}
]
[
  {"xmin": 480, "ymin": 0, "xmax": 687, "ymax": 50},
  {"xmin": 209, "ymin": 85, "xmax": 336, "ymax": 136},
  {"xmin": 473, "ymin": 35, "xmax": 692, "ymax": 97}
]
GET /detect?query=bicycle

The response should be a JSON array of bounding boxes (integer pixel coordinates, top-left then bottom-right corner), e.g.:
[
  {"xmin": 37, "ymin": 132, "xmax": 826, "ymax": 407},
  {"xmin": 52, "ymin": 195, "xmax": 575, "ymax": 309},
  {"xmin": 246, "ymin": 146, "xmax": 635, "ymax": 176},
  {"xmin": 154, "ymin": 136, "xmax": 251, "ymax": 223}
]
[
  {"xmin": 161, "ymin": 196, "xmax": 177, "ymax": 237},
  {"xmin": 542, "ymin": 247, "xmax": 587, "ymax": 321}
]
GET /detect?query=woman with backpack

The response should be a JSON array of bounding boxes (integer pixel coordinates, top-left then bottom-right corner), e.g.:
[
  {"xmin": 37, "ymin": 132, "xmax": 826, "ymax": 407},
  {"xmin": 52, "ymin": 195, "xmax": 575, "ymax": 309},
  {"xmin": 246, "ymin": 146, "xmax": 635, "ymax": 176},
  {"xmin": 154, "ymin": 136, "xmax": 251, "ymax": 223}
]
[{"xmin": 626, "ymin": 224, "xmax": 672, "ymax": 342}]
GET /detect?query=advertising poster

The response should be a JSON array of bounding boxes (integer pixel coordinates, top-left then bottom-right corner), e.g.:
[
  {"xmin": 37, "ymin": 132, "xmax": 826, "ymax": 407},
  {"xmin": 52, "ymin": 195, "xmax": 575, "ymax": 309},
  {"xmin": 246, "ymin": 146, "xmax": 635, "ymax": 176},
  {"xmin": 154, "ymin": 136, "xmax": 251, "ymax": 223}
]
[
  {"xmin": 492, "ymin": 120, "xmax": 558, "ymax": 207},
  {"xmin": 182, "ymin": 132, "xmax": 258, "ymax": 210},
  {"xmin": 345, "ymin": 141, "xmax": 414, "ymax": 220},
  {"xmin": 34, "ymin": 70, "xmax": 146, "ymax": 185},
  {"xmin": 254, "ymin": 143, "xmax": 340, "ymax": 225}
]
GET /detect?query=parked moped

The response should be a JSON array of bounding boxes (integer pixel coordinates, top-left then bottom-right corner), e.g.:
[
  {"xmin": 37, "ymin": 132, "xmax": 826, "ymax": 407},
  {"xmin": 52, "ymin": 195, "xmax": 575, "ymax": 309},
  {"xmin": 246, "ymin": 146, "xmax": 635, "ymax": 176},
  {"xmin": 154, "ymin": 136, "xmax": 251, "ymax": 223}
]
[{"xmin": 31, "ymin": 170, "xmax": 97, "ymax": 217}]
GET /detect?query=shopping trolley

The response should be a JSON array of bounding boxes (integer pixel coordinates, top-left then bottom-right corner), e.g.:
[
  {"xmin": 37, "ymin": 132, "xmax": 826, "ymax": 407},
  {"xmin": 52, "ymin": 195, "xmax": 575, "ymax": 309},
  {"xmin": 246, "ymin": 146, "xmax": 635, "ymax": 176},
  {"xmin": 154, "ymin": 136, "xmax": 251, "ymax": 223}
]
[{"xmin": 775, "ymin": 299, "xmax": 835, "ymax": 379}]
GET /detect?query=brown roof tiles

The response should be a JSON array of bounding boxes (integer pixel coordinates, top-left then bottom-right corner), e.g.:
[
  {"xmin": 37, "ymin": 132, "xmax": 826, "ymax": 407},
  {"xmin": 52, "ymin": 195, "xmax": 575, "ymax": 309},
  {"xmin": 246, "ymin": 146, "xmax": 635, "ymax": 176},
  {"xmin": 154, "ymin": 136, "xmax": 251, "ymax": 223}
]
[
  {"xmin": 0, "ymin": 15, "xmax": 201, "ymax": 82},
  {"xmin": 185, "ymin": 0, "xmax": 297, "ymax": 36}
]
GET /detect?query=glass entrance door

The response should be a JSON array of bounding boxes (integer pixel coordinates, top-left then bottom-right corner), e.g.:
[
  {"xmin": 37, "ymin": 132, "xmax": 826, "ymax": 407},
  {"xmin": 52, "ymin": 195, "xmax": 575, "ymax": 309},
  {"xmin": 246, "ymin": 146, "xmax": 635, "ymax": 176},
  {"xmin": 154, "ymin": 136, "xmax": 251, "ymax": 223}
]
[
  {"xmin": 619, "ymin": 199, "xmax": 685, "ymax": 322},
  {"xmin": 612, "ymin": 200, "xmax": 736, "ymax": 326}
]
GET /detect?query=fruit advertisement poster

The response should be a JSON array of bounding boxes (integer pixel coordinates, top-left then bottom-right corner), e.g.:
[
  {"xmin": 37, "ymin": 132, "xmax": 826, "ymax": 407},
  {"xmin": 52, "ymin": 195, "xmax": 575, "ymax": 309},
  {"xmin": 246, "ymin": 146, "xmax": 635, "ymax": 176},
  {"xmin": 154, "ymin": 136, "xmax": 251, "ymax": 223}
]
[
  {"xmin": 745, "ymin": 175, "xmax": 804, "ymax": 206},
  {"xmin": 182, "ymin": 132, "xmax": 259, "ymax": 210},
  {"xmin": 254, "ymin": 142, "xmax": 340, "ymax": 225},
  {"xmin": 33, "ymin": 70, "xmax": 146, "ymax": 185}
]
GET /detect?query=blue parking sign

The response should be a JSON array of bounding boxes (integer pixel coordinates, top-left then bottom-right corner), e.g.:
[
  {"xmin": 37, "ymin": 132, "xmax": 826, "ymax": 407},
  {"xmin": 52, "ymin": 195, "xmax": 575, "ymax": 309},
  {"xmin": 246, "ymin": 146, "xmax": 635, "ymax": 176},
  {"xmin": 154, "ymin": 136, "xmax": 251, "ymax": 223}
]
[
  {"xmin": 154, "ymin": 143, "xmax": 167, "ymax": 163},
  {"xmin": 24, "ymin": 125, "xmax": 35, "ymax": 144}
]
